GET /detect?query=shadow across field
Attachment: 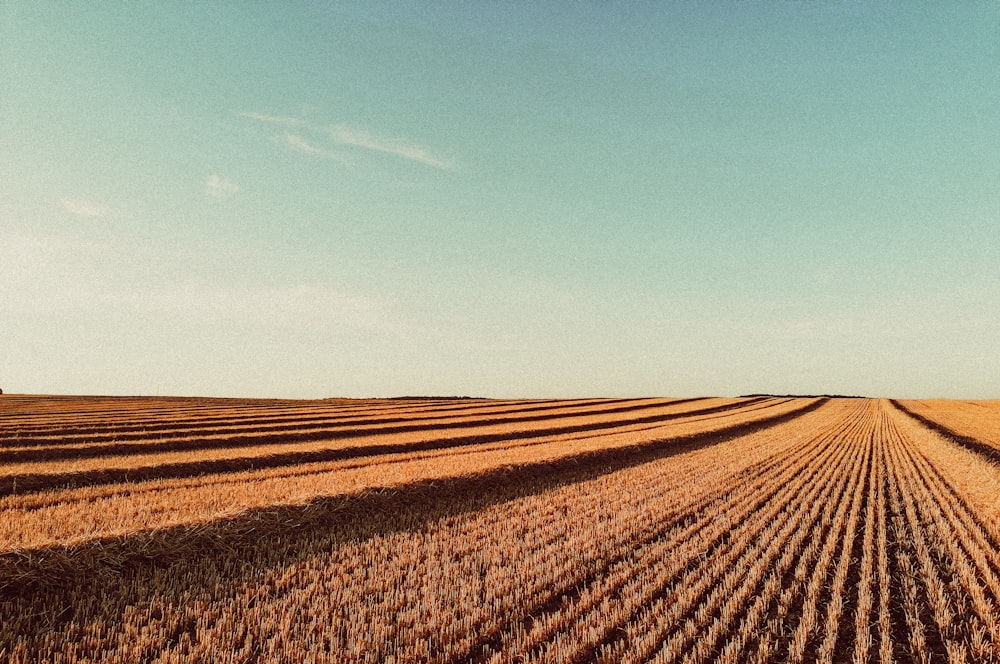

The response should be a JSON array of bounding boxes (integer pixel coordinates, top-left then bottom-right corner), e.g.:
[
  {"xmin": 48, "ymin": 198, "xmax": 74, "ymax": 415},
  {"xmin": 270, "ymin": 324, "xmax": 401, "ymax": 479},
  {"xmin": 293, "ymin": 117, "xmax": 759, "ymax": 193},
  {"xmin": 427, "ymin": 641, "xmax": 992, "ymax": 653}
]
[
  {"xmin": 0, "ymin": 398, "xmax": 713, "ymax": 461},
  {"xmin": 1, "ymin": 397, "xmax": 632, "ymax": 445},
  {"xmin": 0, "ymin": 397, "xmax": 827, "ymax": 631},
  {"xmin": 890, "ymin": 400, "xmax": 1000, "ymax": 464},
  {"xmin": 0, "ymin": 398, "xmax": 760, "ymax": 497}
]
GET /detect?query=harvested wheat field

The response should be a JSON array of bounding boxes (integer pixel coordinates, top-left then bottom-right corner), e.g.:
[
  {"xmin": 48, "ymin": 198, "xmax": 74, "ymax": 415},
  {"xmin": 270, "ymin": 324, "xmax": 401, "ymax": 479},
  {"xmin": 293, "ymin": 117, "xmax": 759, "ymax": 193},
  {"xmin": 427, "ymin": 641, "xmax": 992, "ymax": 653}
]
[{"xmin": 3, "ymin": 394, "xmax": 1000, "ymax": 662}]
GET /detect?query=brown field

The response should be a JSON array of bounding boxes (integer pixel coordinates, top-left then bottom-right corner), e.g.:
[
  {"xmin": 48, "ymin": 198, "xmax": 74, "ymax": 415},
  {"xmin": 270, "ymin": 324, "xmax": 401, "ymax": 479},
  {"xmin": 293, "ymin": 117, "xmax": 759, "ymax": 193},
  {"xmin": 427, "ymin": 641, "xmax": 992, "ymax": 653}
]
[{"xmin": 2, "ymin": 394, "xmax": 1000, "ymax": 662}]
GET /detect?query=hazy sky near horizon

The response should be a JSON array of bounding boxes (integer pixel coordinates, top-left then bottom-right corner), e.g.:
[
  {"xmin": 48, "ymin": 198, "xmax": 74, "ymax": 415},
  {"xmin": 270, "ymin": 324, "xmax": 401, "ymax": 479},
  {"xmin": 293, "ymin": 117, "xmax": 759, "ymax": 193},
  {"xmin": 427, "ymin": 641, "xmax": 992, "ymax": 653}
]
[{"xmin": 2, "ymin": 2, "xmax": 999, "ymax": 399}]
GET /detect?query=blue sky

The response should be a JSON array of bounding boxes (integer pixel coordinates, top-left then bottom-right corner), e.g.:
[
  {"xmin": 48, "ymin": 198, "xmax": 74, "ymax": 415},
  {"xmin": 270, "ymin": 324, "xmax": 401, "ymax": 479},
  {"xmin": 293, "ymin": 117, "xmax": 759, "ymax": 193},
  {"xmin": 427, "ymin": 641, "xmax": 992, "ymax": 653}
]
[{"xmin": 2, "ymin": 2, "xmax": 998, "ymax": 398}]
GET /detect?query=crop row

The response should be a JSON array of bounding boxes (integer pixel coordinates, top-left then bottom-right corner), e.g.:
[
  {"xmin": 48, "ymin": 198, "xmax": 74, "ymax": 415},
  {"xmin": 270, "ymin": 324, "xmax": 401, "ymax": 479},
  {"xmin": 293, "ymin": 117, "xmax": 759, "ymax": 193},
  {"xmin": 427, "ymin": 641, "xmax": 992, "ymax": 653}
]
[
  {"xmin": 0, "ymin": 397, "xmax": 652, "ymax": 444},
  {"xmin": 3, "ymin": 396, "xmax": 1000, "ymax": 662},
  {"xmin": 896, "ymin": 399, "xmax": 1000, "ymax": 457},
  {"xmin": 0, "ymin": 397, "xmax": 848, "ymax": 662},
  {"xmin": 0, "ymin": 398, "xmax": 733, "ymax": 465},
  {"xmin": 0, "ymin": 397, "xmax": 812, "ymax": 552}
]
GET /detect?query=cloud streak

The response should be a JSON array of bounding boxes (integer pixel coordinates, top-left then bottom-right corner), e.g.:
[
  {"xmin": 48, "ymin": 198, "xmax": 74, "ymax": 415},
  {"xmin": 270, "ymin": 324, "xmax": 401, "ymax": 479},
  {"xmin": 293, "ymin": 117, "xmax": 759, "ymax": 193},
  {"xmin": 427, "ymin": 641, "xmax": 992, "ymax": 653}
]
[
  {"xmin": 328, "ymin": 124, "xmax": 453, "ymax": 170},
  {"xmin": 206, "ymin": 174, "xmax": 239, "ymax": 197},
  {"xmin": 281, "ymin": 132, "xmax": 345, "ymax": 161},
  {"xmin": 238, "ymin": 111, "xmax": 304, "ymax": 127},
  {"xmin": 241, "ymin": 110, "xmax": 454, "ymax": 170}
]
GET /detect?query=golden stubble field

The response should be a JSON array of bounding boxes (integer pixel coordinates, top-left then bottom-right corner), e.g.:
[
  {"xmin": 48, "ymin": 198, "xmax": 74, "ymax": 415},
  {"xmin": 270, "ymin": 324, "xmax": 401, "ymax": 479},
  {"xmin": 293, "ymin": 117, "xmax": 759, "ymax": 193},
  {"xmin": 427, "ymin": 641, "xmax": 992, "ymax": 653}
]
[{"xmin": 2, "ymin": 393, "xmax": 1000, "ymax": 662}]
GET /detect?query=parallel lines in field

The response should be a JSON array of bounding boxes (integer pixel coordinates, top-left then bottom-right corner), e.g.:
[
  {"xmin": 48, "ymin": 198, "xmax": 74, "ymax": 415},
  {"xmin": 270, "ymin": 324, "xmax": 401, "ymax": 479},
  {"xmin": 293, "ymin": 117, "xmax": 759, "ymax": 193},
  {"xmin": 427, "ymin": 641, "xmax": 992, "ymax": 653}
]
[
  {"xmin": 0, "ymin": 398, "xmax": 710, "ymax": 460},
  {"xmin": 850, "ymin": 417, "xmax": 881, "ymax": 664},
  {"xmin": 0, "ymin": 399, "xmax": 560, "ymax": 445},
  {"xmin": 0, "ymin": 398, "xmax": 645, "ymax": 445},
  {"xmin": 884, "ymin": 403, "xmax": 1000, "ymax": 662},
  {"xmin": 0, "ymin": 409, "xmax": 757, "ymax": 515},
  {"xmin": 0, "ymin": 399, "xmax": 710, "ymax": 462},
  {"xmin": 708, "ymin": 401, "xmax": 872, "ymax": 664},
  {"xmin": 451, "ymin": 401, "xmax": 869, "ymax": 664},
  {"xmin": 5, "ymin": 396, "xmax": 1000, "ymax": 662},
  {"xmin": 645, "ymin": 411, "xmax": 863, "ymax": 664},
  {"xmin": 4, "ymin": 413, "xmax": 703, "ymax": 513},
  {"xmin": 451, "ymin": 399, "xmax": 1000, "ymax": 664},
  {"xmin": 0, "ymin": 398, "xmax": 824, "ymax": 569},
  {"xmin": 892, "ymin": 400, "xmax": 1000, "ymax": 466},
  {"xmin": 0, "ymin": 399, "xmax": 781, "ymax": 499},
  {"xmin": 0, "ymin": 395, "xmax": 318, "ymax": 423},
  {"xmin": 762, "ymin": 405, "xmax": 870, "ymax": 664},
  {"xmin": 292, "ymin": 399, "xmax": 847, "ymax": 663}
]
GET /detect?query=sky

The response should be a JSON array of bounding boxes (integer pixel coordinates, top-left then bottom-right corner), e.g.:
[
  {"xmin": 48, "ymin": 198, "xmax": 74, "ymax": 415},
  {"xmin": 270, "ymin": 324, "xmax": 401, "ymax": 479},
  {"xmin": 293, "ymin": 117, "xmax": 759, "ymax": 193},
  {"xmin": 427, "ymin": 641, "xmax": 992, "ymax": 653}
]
[{"xmin": 2, "ymin": 2, "xmax": 999, "ymax": 399}]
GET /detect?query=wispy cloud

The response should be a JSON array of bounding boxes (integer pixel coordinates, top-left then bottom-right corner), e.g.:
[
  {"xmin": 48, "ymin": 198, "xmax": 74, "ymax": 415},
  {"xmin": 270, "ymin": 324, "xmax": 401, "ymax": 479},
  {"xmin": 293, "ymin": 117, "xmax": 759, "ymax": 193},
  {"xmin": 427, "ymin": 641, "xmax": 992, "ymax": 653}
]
[
  {"xmin": 240, "ymin": 110, "xmax": 455, "ymax": 170},
  {"xmin": 281, "ymin": 132, "xmax": 345, "ymax": 161},
  {"xmin": 329, "ymin": 124, "xmax": 454, "ymax": 170},
  {"xmin": 238, "ymin": 111, "xmax": 304, "ymax": 127},
  {"xmin": 60, "ymin": 198, "xmax": 112, "ymax": 218},
  {"xmin": 206, "ymin": 174, "xmax": 239, "ymax": 197}
]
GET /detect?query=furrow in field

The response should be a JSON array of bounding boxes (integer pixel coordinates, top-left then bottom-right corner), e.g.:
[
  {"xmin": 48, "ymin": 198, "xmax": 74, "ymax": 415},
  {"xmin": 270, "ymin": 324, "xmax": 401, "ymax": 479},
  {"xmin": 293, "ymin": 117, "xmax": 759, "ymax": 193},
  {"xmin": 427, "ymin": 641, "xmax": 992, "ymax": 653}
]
[
  {"xmin": 0, "ymin": 397, "xmax": 633, "ymax": 436},
  {"xmin": 0, "ymin": 397, "xmax": 555, "ymax": 441},
  {"xmin": 0, "ymin": 398, "xmax": 715, "ymax": 460},
  {"xmin": 887, "ymin": 403, "xmax": 1000, "ymax": 661},
  {"xmin": 480, "ymin": 402, "xmax": 859, "ymax": 664},
  {"xmin": 8, "ymin": 403, "xmax": 804, "ymax": 524},
  {"xmin": 733, "ymin": 401, "xmax": 873, "ymax": 664},
  {"xmin": 896, "ymin": 399, "xmax": 1000, "ymax": 445},
  {"xmin": 481, "ymin": 400, "xmax": 867, "ymax": 664},
  {"xmin": 473, "ymin": 430, "xmax": 825, "ymax": 663},
  {"xmin": 784, "ymin": 406, "xmax": 870, "ymax": 664},
  {"xmin": 0, "ymin": 397, "xmax": 537, "ymax": 443},
  {"xmin": 15, "ymin": 396, "xmax": 1000, "ymax": 662},
  {"xmin": 322, "ymin": 396, "xmax": 852, "ymax": 661},
  {"xmin": 0, "ymin": 398, "xmax": 824, "ymax": 588},
  {"xmin": 0, "ymin": 399, "xmax": 840, "ymax": 661},
  {"xmin": 0, "ymin": 398, "xmax": 751, "ymax": 468},
  {"xmin": 848, "ymin": 407, "xmax": 879, "ymax": 664},
  {"xmin": 651, "ymin": 409, "xmax": 866, "ymax": 664},
  {"xmin": 0, "ymin": 395, "xmax": 312, "ymax": 423},
  {"xmin": 729, "ymin": 402, "xmax": 873, "ymax": 664},
  {"xmin": 891, "ymin": 400, "xmax": 1000, "ymax": 466},
  {"xmin": 2, "ymin": 411, "xmax": 705, "ymax": 513},
  {"xmin": 875, "ymin": 428, "xmax": 896, "ymax": 664},
  {"xmin": 883, "ymin": 408, "xmax": 954, "ymax": 663},
  {"xmin": 0, "ymin": 398, "xmax": 661, "ymax": 447},
  {"xmin": 0, "ymin": 399, "xmax": 795, "ymax": 499}
]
